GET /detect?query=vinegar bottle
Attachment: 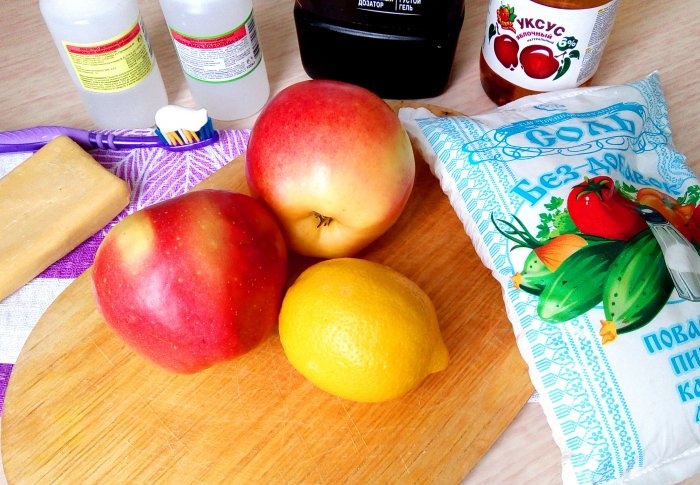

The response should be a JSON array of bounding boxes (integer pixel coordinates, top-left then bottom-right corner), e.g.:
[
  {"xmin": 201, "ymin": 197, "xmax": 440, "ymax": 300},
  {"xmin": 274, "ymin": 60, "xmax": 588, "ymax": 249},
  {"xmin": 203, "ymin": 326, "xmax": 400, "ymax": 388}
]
[
  {"xmin": 479, "ymin": 0, "xmax": 621, "ymax": 106},
  {"xmin": 159, "ymin": 0, "xmax": 270, "ymax": 121},
  {"xmin": 39, "ymin": 0, "xmax": 169, "ymax": 129}
]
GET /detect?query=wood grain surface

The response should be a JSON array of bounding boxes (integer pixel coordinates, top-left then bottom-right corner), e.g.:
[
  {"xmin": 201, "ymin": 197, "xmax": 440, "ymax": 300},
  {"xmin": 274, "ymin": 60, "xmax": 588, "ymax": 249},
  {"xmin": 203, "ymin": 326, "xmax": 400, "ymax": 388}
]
[
  {"xmin": 2, "ymin": 1, "xmax": 700, "ymax": 484},
  {"xmin": 1, "ymin": 102, "xmax": 534, "ymax": 484}
]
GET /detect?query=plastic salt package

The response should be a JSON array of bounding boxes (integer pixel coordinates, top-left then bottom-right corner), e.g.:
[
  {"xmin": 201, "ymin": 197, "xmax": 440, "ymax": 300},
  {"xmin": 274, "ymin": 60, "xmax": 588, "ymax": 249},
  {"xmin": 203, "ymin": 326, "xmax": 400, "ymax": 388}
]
[{"xmin": 399, "ymin": 72, "xmax": 700, "ymax": 485}]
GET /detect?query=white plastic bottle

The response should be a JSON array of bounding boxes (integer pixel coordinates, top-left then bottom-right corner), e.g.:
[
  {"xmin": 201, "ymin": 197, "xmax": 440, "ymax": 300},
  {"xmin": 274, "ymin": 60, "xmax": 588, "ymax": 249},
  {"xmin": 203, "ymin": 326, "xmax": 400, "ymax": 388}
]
[
  {"xmin": 40, "ymin": 0, "xmax": 169, "ymax": 129},
  {"xmin": 159, "ymin": 0, "xmax": 270, "ymax": 121}
]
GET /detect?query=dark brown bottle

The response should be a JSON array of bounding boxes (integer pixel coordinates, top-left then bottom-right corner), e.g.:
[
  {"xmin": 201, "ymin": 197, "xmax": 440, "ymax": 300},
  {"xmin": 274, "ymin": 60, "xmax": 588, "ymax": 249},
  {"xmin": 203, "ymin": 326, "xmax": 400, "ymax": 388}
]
[
  {"xmin": 294, "ymin": 0, "xmax": 465, "ymax": 99},
  {"xmin": 480, "ymin": 0, "xmax": 620, "ymax": 106}
]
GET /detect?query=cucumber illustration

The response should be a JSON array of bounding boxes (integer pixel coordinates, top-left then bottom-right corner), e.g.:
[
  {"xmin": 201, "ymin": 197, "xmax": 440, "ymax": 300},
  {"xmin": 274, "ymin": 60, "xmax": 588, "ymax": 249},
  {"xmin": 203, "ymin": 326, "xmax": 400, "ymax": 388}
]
[
  {"xmin": 537, "ymin": 240, "xmax": 626, "ymax": 323},
  {"xmin": 512, "ymin": 250, "xmax": 554, "ymax": 295},
  {"xmin": 513, "ymin": 235, "xmax": 613, "ymax": 296},
  {"xmin": 602, "ymin": 230, "xmax": 674, "ymax": 335}
]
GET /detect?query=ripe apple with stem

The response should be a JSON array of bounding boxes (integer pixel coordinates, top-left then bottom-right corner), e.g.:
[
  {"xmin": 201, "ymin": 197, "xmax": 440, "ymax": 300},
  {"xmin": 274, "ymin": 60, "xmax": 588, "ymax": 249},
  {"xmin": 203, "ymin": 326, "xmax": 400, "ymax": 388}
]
[{"xmin": 245, "ymin": 80, "xmax": 416, "ymax": 258}]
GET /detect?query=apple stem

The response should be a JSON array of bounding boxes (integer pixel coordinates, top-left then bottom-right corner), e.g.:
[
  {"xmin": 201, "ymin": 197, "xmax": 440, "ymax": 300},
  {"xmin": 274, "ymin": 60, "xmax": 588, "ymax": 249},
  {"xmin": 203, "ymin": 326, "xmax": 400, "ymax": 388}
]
[{"xmin": 313, "ymin": 212, "xmax": 333, "ymax": 228}]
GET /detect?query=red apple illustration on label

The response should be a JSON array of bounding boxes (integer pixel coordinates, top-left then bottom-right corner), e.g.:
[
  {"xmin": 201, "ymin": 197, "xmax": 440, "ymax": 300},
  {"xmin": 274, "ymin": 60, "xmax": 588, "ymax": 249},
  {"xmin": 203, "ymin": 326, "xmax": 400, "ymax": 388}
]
[
  {"xmin": 494, "ymin": 35, "xmax": 519, "ymax": 70},
  {"xmin": 520, "ymin": 45, "xmax": 560, "ymax": 79}
]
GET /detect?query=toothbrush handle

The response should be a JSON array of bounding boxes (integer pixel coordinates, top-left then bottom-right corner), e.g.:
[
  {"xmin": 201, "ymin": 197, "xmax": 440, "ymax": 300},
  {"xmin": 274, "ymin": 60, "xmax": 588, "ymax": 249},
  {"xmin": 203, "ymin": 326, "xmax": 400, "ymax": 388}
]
[
  {"xmin": 0, "ymin": 126, "xmax": 163, "ymax": 153},
  {"xmin": 0, "ymin": 126, "xmax": 94, "ymax": 153}
]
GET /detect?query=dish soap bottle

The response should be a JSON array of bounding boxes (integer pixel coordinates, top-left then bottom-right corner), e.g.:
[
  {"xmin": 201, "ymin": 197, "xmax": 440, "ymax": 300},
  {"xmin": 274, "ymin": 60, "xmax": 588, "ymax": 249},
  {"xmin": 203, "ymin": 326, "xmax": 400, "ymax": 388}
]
[
  {"xmin": 480, "ymin": 0, "xmax": 621, "ymax": 105},
  {"xmin": 294, "ymin": 0, "xmax": 465, "ymax": 99},
  {"xmin": 159, "ymin": 0, "xmax": 270, "ymax": 121},
  {"xmin": 39, "ymin": 0, "xmax": 168, "ymax": 129}
]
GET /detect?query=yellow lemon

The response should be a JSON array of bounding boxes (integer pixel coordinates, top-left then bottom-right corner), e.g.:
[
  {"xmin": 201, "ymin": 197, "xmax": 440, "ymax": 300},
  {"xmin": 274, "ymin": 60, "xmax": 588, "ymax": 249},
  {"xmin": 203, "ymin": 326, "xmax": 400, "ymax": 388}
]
[{"xmin": 279, "ymin": 258, "xmax": 449, "ymax": 403}]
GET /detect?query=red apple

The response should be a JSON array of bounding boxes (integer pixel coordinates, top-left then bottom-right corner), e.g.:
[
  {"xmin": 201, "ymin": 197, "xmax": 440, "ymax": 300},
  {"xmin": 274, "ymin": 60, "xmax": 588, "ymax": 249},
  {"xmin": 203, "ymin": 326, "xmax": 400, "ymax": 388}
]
[
  {"xmin": 91, "ymin": 189, "xmax": 288, "ymax": 374},
  {"xmin": 520, "ymin": 45, "xmax": 560, "ymax": 79},
  {"xmin": 494, "ymin": 35, "xmax": 519, "ymax": 70},
  {"xmin": 245, "ymin": 80, "xmax": 415, "ymax": 258}
]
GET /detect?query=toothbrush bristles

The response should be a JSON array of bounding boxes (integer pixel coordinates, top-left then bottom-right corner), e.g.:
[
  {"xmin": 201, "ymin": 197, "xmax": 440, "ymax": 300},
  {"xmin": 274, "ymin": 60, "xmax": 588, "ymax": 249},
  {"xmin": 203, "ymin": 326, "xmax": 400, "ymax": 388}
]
[
  {"xmin": 163, "ymin": 129, "xmax": 206, "ymax": 146},
  {"xmin": 179, "ymin": 129, "xmax": 200, "ymax": 144},
  {"xmin": 153, "ymin": 108, "xmax": 218, "ymax": 148},
  {"xmin": 167, "ymin": 131, "xmax": 183, "ymax": 146}
]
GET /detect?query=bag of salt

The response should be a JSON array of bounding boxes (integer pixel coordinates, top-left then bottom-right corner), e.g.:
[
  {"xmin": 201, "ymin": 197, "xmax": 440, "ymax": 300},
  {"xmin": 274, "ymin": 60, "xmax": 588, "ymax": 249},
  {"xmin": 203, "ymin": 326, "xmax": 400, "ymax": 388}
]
[{"xmin": 400, "ymin": 72, "xmax": 700, "ymax": 485}]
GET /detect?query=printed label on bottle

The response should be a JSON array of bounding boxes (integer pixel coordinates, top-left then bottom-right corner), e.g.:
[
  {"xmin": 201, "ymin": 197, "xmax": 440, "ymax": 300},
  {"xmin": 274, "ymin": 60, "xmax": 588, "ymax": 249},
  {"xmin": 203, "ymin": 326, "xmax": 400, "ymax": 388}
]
[
  {"xmin": 169, "ymin": 12, "xmax": 262, "ymax": 84},
  {"xmin": 62, "ymin": 17, "xmax": 155, "ymax": 93},
  {"xmin": 482, "ymin": 0, "xmax": 620, "ymax": 91},
  {"xmin": 356, "ymin": 0, "xmax": 424, "ymax": 16}
]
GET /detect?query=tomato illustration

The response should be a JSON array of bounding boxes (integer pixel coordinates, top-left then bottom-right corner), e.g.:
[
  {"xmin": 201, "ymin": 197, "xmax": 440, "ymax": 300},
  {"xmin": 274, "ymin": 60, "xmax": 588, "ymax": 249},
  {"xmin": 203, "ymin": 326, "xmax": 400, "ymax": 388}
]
[
  {"xmin": 689, "ymin": 205, "xmax": 700, "ymax": 244},
  {"xmin": 566, "ymin": 176, "xmax": 647, "ymax": 240}
]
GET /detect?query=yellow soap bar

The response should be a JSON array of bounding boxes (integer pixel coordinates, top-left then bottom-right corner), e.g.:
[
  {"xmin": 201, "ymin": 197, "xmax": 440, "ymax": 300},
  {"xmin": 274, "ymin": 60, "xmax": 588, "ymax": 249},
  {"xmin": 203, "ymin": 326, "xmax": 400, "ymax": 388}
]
[{"xmin": 0, "ymin": 136, "xmax": 130, "ymax": 301}]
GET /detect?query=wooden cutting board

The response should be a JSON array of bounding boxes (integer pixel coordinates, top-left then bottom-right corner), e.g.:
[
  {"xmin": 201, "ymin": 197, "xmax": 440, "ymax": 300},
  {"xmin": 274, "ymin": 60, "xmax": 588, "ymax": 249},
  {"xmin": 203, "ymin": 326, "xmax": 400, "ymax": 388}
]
[{"xmin": 1, "ymin": 103, "xmax": 533, "ymax": 485}]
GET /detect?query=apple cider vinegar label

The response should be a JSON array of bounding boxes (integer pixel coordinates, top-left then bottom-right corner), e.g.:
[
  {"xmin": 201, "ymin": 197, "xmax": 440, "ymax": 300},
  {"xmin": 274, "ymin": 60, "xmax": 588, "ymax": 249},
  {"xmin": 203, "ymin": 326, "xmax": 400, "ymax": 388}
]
[
  {"xmin": 62, "ymin": 18, "xmax": 156, "ymax": 93},
  {"xmin": 167, "ymin": 12, "xmax": 262, "ymax": 84},
  {"xmin": 482, "ymin": 0, "xmax": 620, "ymax": 92}
]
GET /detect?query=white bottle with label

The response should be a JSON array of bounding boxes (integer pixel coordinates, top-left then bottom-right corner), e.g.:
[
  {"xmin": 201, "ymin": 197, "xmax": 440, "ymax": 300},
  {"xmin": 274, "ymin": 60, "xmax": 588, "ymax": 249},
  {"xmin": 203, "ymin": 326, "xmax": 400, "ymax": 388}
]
[
  {"xmin": 40, "ymin": 0, "xmax": 169, "ymax": 129},
  {"xmin": 159, "ymin": 0, "xmax": 270, "ymax": 121}
]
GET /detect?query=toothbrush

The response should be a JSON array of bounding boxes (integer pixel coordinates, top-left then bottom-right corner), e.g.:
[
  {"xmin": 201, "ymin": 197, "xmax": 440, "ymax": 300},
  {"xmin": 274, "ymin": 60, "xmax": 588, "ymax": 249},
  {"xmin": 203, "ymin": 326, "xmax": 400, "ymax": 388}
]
[{"xmin": 0, "ymin": 105, "xmax": 220, "ymax": 153}]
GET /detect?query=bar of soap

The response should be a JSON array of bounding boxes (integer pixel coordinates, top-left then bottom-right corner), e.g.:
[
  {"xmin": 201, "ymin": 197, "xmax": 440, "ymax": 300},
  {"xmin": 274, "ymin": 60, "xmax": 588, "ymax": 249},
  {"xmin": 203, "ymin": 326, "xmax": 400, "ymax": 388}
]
[{"xmin": 0, "ymin": 136, "xmax": 130, "ymax": 301}]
